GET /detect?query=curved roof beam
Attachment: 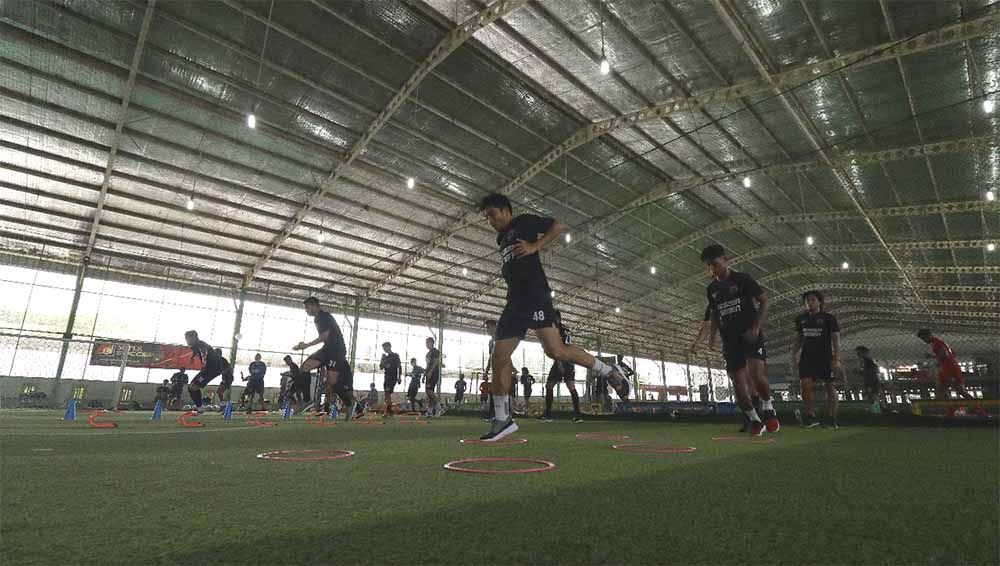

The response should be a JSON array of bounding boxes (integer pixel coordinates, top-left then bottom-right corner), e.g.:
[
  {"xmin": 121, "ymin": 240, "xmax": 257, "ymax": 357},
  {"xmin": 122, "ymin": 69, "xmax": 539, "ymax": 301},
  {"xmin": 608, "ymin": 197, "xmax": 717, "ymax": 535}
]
[
  {"xmin": 366, "ymin": 10, "xmax": 1000, "ymax": 302},
  {"xmin": 241, "ymin": 0, "xmax": 528, "ymax": 289}
]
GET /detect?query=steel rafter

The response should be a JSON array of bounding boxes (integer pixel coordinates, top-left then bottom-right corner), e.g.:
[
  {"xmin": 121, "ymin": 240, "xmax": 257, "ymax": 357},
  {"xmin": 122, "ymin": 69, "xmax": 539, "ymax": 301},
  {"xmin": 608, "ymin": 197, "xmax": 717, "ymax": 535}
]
[{"xmin": 240, "ymin": 0, "xmax": 528, "ymax": 289}]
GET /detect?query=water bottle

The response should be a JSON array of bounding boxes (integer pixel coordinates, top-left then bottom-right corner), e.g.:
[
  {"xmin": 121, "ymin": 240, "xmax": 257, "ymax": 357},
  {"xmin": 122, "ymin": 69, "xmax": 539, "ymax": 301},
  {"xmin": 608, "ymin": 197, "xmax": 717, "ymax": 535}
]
[{"xmin": 329, "ymin": 404, "xmax": 339, "ymax": 421}]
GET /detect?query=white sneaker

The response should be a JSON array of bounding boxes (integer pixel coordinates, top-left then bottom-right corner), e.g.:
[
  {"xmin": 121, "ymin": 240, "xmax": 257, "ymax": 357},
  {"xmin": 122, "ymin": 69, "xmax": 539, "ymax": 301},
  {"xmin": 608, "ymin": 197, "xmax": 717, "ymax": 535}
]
[{"xmin": 479, "ymin": 418, "xmax": 518, "ymax": 442}]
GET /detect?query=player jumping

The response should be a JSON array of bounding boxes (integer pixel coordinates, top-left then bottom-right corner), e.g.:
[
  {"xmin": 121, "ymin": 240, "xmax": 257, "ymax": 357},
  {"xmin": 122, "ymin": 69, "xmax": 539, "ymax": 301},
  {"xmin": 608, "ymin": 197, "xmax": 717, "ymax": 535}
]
[
  {"xmin": 183, "ymin": 330, "xmax": 223, "ymax": 413},
  {"xmin": 478, "ymin": 193, "xmax": 630, "ymax": 441},
  {"xmin": 792, "ymin": 291, "xmax": 841, "ymax": 428},
  {"xmin": 294, "ymin": 297, "xmax": 357, "ymax": 421},
  {"xmin": 701, "ymin": 244, "xmax": 779, "ymax": 436}
]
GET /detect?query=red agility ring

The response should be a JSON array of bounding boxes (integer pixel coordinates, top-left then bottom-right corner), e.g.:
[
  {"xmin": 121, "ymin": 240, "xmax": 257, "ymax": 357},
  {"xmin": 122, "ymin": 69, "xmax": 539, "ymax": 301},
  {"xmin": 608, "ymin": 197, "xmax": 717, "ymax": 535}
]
[
  {"xmin": 459, "ymin": 437, "xmax": 528, "ymax": 445},
  {"xmin": 575, "ymin": 433, "xmax": 630, "ymax": 441},
  {"xmin": 257, "ymin": 449, "xmax": 355, "ymax": 461},
  {"xmin": 611, "ymin": 443, "xmax": 696, "ymax": 454},
  {"xmin": 711, "ymin": 436, "xmax": 776, "ymax": 444},
  {"xmin": 443, "ymin": 457, "xmax": 555, "ymax": 475}
]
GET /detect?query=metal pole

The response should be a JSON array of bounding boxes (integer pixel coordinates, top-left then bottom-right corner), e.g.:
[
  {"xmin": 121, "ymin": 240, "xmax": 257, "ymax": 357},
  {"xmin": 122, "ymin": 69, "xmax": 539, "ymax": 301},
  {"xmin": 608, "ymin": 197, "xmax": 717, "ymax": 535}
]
[
  {"xmin": 229, "ymin": 288, "xmax": 247, "ymax": 366},
  {"xmin": 436, "ymin": 310, "xmax": 445, "ymax": 396},
  {"xmin": 54, "ymin": 258, "xmax": 89, "ymax": 395},
  {"xmin": 110, "ymin": 343, "xmax": 130, "ymax": 410},
  {"xmin": 349, "ymin": 296, "xmax": 360, "ymax": 368}
]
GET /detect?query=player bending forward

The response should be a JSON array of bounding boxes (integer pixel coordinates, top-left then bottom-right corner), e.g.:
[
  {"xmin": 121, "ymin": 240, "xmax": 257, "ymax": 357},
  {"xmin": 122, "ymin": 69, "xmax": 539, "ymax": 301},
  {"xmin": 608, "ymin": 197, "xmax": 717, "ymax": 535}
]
[
  {"xmin": 477, "ymin": 193, "xmax": 629, "ymax": 441},
  {"xmin": 294, "ymin": 297, "xmax": 357, "ymax": 421}
]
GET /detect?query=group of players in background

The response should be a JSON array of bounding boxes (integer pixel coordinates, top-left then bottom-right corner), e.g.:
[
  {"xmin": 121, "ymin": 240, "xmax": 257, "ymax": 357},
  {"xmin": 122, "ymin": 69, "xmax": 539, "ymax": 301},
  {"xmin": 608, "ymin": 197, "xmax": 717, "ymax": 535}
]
[{"xmin": 174, "ymin": 192, "xmax": 981, "ymax": 435}]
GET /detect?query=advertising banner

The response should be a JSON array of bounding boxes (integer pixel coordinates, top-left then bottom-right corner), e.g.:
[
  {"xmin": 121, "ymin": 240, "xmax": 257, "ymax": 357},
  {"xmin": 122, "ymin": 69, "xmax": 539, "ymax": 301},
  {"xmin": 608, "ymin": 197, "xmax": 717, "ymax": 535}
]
[{"xmin": 89, "ymin": 342, "xmax": 203, "ymax": 370}]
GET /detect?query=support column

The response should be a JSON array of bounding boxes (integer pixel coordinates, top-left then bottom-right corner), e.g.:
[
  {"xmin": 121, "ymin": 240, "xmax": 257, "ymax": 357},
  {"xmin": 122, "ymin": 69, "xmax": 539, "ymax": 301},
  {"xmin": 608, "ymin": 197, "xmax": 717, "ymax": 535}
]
[
  {"xmin": 53, "ymin": 257, "xmax": 89, "ymax": 401},
  {"xmin": 229, "ymin": 288, "xmax": 247, "ymax": 366},
  {"xmin": 110, "ymin": 343, "xmax": 131, "ymax": 410},
  {"xmin": 631, "ymin": 343, "xmax": 639, "ymax": 400},
  {"xmin": 436, "ymin": 310, "xmax": 445, "ymax": 396},
  {"xmin": 349, "ymin": 296, "xmax": 361, "ymax": 368}
]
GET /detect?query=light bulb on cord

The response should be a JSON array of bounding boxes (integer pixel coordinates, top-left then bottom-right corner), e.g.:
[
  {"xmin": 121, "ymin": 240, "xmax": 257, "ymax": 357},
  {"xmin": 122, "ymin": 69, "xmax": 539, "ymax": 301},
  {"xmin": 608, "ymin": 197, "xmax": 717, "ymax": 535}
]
[
  {"xmin": 317, "ymin": 233, "xmax": 326, "ymax": 244},
  {"xmin": 599, "ymin": 58, "xmax": 610, "ymax": 75},
  {"xmin": 742, "ymin": 176, "xmax": 752, "ymax": 188},
  {"xmin": 550, "ymin": 290, "xmax": 556, "ymax": 298},
  {"xmin": 247, "ymin": 113, "xmax": 256, "ymax": 129},
  {"xmin": 406, "ymin": 177, "xmax": 415, "ymax": 189},
  {"xmin": 650, "ymin": 266, "xmax": 657, "ymax": 275},
  {"xmin": 841, "ymin": 261, "xmax": 850, "ymax": 270},
  {"xmin": 987, "ymin": 190, "xmax": 996, "ymax": 202},
  {"xmin": 565, "ymin": 233, "xmax": 572, "ymax": 243},
  {"xmin": 988, "ymin": 243, "xmax": 996, "ymax": 252},
  {"xmin": 462, "ymin": 267, "xmax": 468, "ymax": 275},
  {"xmin": 615, "ymin": 307, "xmax": 621, "ymax": 313},
  {"xmin": 984, "ymin": 99, "xmax": 995, "ymax": 114},
  {"xmin": 186, "ymin": 196, "xmax": 195, "ymax": 210},
  {"xmin": 806, "ymin": 235, "xmax": 815, "ymax": 246}
]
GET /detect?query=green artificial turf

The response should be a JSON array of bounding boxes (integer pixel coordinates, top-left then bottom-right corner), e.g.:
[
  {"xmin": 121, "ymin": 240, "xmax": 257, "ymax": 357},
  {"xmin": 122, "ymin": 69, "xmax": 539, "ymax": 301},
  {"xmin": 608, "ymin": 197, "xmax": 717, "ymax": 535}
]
[{"xmin": 1, "ymin": 410, "xmax": 997, "ymax": 565}]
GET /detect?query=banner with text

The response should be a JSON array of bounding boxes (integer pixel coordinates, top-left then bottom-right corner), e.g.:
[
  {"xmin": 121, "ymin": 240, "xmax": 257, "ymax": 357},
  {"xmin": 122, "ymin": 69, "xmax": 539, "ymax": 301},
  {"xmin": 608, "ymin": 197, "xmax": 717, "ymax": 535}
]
[{"xmin": 89, "ymin": 342, "xmax": 202, "ymax": 370}]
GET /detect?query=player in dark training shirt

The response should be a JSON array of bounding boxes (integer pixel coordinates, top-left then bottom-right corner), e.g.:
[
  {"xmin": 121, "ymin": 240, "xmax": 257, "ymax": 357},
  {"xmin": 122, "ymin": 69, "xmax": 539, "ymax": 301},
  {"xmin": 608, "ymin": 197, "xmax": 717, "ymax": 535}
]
[
  {"xmin": 379, "ymin": 342, "xmax": 402, "ymax": 416},
  {"xmin": 293, "ymin": 297, "xmax": 357, "ymax": 421},
  {"xmin": 183, "ymin": 330, "xmax": 224, "ymax": 413},
  {"xmin": 478, "ymin": 193, "xmax": 630, "ymax": 441},
  {"xmin": 538, "ymin": 311, "xmax": 583, "ymax": 422},
  {"xmin": 701, "ymin": 244, "xmax": 779, "ymax": 436},
  {"xmin": 792, "ymin": 291, "xmax": 842, "ymax": 428},
  {"xmin": 214, "ymin": 348, "xmax": 235, "ymax": 408},
  {"xmin": 424, "ymin": 337, "xmax": 443, "ymax": 417}
]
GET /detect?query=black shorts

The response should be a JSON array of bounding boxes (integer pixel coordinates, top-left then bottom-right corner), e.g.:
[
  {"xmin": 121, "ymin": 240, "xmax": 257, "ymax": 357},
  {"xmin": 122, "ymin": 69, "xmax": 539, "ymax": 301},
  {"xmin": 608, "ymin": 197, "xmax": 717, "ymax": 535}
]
[
  {"xmin": 425, "ymin": 372, "xmax": 440, "ymax": 390},
  {"xmin": 246, "ymin": 380, "xmax": 264, "ymax": 394},
  {"xmin": 383, "ymin": 376, "xmax": 398, "ymax": 392},
  {"xmin": 496, "ymin": 300, "xmax": 556, "ymax": 340},
  {"xmin": 308, "ymin": 346, "xmax": 347, "ymax": 370},
  {"xmin": 798, "ymin": 355, "xmax": 832, "ymax": 381},
  {"xmin": 722, "ymin": 333, "xmax": 767, "ymax": 372},
  {"xmin": 170, "ymin": 385, "xmax": 184, "ymax": 397},
  {"xmin": 192, "ymin": 364, "xmax": 223, "ymax": 387},
  {"xmin": 324, "ymin": 358, "xmax": 354, "ymax": 391},
  {"xmin": 546, "ymin": 362, "xmax": 575, "ymax": 385}
]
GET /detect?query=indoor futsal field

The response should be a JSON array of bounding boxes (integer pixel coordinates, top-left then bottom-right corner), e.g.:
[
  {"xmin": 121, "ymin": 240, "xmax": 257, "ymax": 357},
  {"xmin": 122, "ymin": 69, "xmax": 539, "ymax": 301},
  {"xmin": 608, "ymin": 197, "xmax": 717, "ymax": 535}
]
[{"xmin": 2, "ymin": 410, "xmax": 997, "ymax": 565}]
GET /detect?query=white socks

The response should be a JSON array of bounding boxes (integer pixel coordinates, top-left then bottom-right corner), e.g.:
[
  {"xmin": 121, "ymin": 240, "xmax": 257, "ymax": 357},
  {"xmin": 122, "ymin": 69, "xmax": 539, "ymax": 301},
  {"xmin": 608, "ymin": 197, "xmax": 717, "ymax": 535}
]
[
  {"xmin": 591, "ymin": 359, "xmax": 613, "ymax": 377},
  {"xmin": 745, "ymin": 408, "xmax": 761, "ymax": 423},
  {"xmin": 494, "ymin": 395, "xmax": 509, "ymax": 421},
  {"xmin": 760, "ymin": 399, "xmax": 773, "ymax": 412}
]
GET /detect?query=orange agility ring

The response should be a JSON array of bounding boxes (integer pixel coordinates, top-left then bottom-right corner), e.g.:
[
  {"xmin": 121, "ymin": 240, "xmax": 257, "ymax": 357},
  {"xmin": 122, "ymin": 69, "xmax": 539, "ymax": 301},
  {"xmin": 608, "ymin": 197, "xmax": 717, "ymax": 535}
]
[
  {"xmin": 459, "ymin": 437, "xmax": 528, "ymax": 445},
  {"xmin": 87, "ymin": 411, "xmax": 118, "ymax": 429},
  {"xmin": 443, "ymin": 457, "xmax": 555, "ymax": 475},
  {"xmin": 576, "ymin": 433, "xmax": 630, "ymax": 441},
  {"xmin": 712, "ymin": 436, "xmax": 776, "ymax": 444},
  {"xmin": 245, "ymin": 411, "xmax": 278, "ymax": 427},
  {"xmin": 612, "ymin": 443, "xmax": 696, "ymax": 454},
  {"xmin": 177, "ymin": 411, "xmax": 205, "ymax": 428},
  {"xmin": 257, "ymin": 449, "xmax": 354, "ymax": 462}
]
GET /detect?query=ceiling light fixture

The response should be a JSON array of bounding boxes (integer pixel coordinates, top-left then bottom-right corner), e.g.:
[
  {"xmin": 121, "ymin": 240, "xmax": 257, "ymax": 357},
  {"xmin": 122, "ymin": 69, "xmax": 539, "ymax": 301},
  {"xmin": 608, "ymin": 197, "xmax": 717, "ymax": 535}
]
[
  {"xmin": 599, "ymin": 21, "xmax": 610, "ymax": 75},
  {"xmin": 550, "ymin": 290, "xmax": 556, "ymax": 298},
  {"xmin": 806, "ymin": 235, "xmax": 815, "ymax": 246},
  {"xmin": 841, "ymin": 261, "xmax": 850, "ymax": 270},
  {"xmin": 186, "ymin": 196, "xmax": 195, "ymax": 211},
  {"xmin": 984, "ymin": 99, "xmax": 995, "ymax": 114},
  {"xmin": 742, "ymin": 176, "xmax": 752, "ymax": 188},
  {"xmin": 406, "ymin": 177, "xmax": 415, "ymax": 189},
  {"xmin": 650, "ymin": 266, "xmax": 657, "ymax": 275},
  {"xmin": 988, "ymin": 243, "xmax": 996, "ymax": 252},
  {"xmin": 987, "ymin": 190, "xmax": 996, "ymax": 202},
  {"xmin": 462, "ymin": 267, "xmax": 468, "ymax": 275},
  {"xmin": 565, "ymin": 233, "xmax": 572, "ymax": 243},
  {"xmin": 615, "ymin": 307, "xmax": 621, "ymax": 313},
  {"xmin": 247, "ymin": 113, "xmax": 256, "ymax": 129},
  {"xmin": 317, "ymin": 232, "xmax": 326, "ymax": 244}
]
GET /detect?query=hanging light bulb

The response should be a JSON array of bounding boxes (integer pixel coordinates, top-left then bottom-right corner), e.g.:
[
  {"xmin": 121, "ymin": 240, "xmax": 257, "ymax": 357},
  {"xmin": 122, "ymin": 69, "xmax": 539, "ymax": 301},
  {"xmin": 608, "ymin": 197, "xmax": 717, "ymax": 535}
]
[
  {"xmin": 742, "ymin": 176, "xmax": 752, "ymax": 188},
  {"xmin": 650, "ymin": 266, "xmax": 657, "ymax": 275},
  {"xmin": 565, "ymin": 233, "xmax": 572, "ymax": 243},
  {"xmin": 317, "ymin": 232, "xmax": 326, "ymax": 244},
  {"xmin": 462, "ymin": 267, "xmax": 468, "ymax": 275},
  {"xmin": 615, "ymin": 307, "xmax": 621, "ymax": 313},
  {"xmin": 550, "ymin": 290, "xmax": 556, "ymax": 298},
  {"xmin": 988, "ymin": 243, "xmax": 996, "ymax": 252},
  {"xmin": 247, "ymin": 113, "xmax": 256, "ymax": 129},
  {"xmin": 806, "ymin": 235, "xmax": 815, "ymax": 246},
  {"xmin": 984, "ymin": 99, "xmax": 995, "ymax": 114},
  {"xmin": 599, "ymin": 58, "xmax": 610, "ymax": 75},
  {"xmin": 841, "ymin": 261, "xmax": 850, "ymax": 270},
  {"xmin": 186, "ymin": 196, "xmax": 195, "ymax": 210},
  {"xmin": 987, "ymin": 190, "xmax": 996, "ymax": 202},
  {"xmin": 406, "ymin": 177, "xmax": 415, "ymax": 189}
]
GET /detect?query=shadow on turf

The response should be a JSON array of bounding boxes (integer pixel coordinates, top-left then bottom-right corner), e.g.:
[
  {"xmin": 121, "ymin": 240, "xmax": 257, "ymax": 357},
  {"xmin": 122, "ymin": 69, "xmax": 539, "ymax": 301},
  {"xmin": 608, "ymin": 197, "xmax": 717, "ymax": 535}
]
[{"xmin": 158, "ymin": 428, "xmax": 998, "ymax": 566}]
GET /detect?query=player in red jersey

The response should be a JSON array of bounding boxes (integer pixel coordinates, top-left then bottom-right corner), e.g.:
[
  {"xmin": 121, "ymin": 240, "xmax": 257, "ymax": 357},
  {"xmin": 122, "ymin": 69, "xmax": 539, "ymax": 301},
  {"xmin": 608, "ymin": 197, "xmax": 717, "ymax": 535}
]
[{"xmin": 917, "ymin": 329, "xmax": 978, "ymax": 416}]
